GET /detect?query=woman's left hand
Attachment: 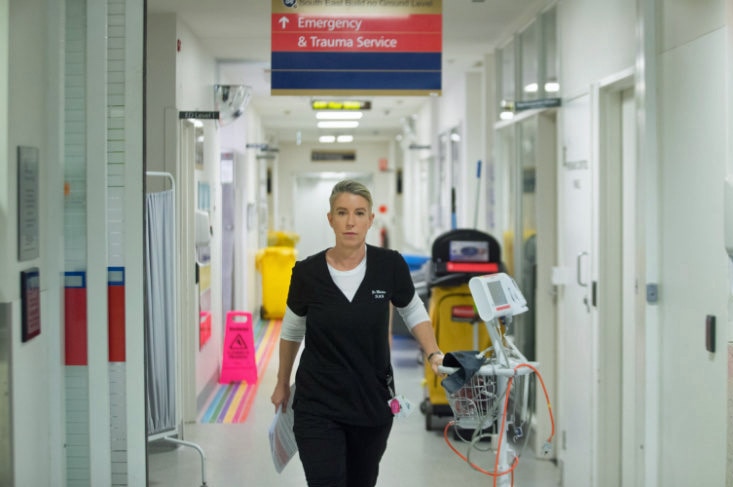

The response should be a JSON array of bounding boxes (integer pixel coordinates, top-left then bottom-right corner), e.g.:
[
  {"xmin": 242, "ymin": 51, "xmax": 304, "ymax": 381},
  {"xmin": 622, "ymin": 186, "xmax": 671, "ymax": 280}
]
[{"xmin": 428, "ymin": 352, "xmax": 444, "ymax": 375}]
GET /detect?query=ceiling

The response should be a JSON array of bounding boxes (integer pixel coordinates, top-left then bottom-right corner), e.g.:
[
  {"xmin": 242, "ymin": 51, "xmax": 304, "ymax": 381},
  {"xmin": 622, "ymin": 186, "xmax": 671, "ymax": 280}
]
[{"xmin": 147, "ymin": 0, "xmax": 546, "ymax": 145}]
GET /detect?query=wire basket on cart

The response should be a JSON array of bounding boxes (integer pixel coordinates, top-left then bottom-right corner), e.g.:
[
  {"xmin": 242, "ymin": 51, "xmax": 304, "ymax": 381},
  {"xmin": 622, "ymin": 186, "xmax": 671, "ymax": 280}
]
[{"xmin": 446, "ymin": 373, "xmax": 499, "ymax": 431}]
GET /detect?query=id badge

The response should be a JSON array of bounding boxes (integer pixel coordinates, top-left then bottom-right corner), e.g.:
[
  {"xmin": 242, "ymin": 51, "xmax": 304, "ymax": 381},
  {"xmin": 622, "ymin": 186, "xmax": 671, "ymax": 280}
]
[{"xmin": 388, "ymin": 395, "xmax": 415, "ymax": 419}]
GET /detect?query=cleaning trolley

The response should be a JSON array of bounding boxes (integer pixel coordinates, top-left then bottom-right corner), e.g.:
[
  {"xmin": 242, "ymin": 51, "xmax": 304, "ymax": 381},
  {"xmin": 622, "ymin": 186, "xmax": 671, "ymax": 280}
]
[
  {"xmin": 420, "ymin": 229, "xmax": 503, "ymax": 431},
  {"xmin": 438, "ymin": 273, "xmax": 555, "ymax": 487}
]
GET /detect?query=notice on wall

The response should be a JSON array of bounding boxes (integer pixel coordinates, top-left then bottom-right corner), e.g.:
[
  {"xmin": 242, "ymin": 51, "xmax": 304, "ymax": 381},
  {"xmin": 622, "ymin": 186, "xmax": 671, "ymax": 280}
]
[
  {"xmin": 271, "ymin": 0, "xmax": 442, "ymax": 95},
  {"xmin": 17, "ymin": 146, "xmax": 40, "ymax": 261},
  {"xmin": 20, "ymin": 268, "xmax": 41, "ymax": 342}
]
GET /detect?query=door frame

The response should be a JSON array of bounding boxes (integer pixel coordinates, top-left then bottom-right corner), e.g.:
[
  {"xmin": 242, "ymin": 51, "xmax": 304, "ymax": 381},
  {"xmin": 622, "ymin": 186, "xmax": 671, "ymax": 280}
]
[
  {"xmin": 595, "ymin": 69, "xmax": 640, "ymax": 487},
  {"xmin": 493, "ymin": 108, "xmax": 558, "ymax": 458}
]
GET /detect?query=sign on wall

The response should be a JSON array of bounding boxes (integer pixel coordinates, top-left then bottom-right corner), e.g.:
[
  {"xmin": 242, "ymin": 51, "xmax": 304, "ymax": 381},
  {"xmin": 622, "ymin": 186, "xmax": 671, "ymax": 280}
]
[
  {"xmin": 17, "ymin": 146, "xmax": 40, "ymax": 261},
  {"xmin": 271, "ymin": 0, "xmax": 442, "ymax": 95},
  {"xmin": 20, "ymin": 268, "xmax": 41, "ymax": 342}
]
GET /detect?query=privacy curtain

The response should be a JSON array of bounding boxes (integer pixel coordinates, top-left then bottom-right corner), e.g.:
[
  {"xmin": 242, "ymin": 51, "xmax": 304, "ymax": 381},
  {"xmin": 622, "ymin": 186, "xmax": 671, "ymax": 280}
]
[{"xmin": 144, "ymin": 189, "xmax": 177, "ymax": 437}]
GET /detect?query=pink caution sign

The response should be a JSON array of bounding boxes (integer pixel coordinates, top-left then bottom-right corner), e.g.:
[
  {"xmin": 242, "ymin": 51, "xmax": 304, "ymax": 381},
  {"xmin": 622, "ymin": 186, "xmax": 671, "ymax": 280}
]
[{"xmin": 219, "ymin": 311, "xmax": 258, "ymax": 384}]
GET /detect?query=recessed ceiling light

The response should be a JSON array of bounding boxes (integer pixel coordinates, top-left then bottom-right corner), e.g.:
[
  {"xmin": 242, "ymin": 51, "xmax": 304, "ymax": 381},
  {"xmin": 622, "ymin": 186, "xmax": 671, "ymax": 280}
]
[
  {"xmin": 319, "ymin": 135, "xmax": 336, "ymax": 143},
  {"xmin": 337, "ymin": 135, "xmax": 354, "ymax": 143},
  {"xmin": 316, "ymin": 111, "xmax": 363, "ymax": 120},
  {"xmin": 500, "ymin": 110, "xmax": 514, "ymax": 121},
  {"xmin": 318, "ymin": 121, "xmax": 359, "ymax": 129},
  {"xmin": 545, "ymin": 81, "xmax": 560, "ymax": 93}
]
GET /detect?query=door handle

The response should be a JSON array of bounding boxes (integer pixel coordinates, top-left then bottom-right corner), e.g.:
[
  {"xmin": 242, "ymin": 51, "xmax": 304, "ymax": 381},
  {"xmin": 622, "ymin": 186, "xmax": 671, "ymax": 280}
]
[{"xmin": 576, "ymin": 251, "xmax": 589, "ymax": 287}]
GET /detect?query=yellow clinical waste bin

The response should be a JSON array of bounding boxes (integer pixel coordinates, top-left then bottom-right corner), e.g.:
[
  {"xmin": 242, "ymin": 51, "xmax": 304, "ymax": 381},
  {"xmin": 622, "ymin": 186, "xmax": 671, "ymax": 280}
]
[
  {"xmin": 267, "ymin": 230, "xmax": 300, "ymax": 248},
  {"xmin": 255, "ymin": 246, "xmax": 296, "ymax": 320}
]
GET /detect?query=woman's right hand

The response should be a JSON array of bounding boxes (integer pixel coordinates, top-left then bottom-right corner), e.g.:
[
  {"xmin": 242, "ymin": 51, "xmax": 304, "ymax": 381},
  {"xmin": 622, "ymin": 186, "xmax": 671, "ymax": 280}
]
[{"xmin": 271, "ymin": 381, "xmax": 291, "ymax": 413}]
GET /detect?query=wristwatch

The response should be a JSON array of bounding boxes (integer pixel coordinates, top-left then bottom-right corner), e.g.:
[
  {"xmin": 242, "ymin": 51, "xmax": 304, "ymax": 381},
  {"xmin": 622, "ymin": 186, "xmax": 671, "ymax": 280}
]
[{"xmin": 426, "ymin": 351, "xmax": 443, "ymax": 363}]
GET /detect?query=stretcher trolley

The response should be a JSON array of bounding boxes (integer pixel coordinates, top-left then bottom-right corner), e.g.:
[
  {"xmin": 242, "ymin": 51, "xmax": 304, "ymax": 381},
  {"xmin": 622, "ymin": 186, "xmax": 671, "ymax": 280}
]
[{"xmin": 420, "ymin": 229, "xmax": 503, "ymax": 431}]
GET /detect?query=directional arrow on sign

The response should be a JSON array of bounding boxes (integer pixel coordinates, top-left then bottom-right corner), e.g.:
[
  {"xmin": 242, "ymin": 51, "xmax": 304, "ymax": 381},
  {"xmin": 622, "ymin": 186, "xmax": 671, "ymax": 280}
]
[{"xmin": 278, "ymin": 16, "xmax": 289, "ymax": 29}]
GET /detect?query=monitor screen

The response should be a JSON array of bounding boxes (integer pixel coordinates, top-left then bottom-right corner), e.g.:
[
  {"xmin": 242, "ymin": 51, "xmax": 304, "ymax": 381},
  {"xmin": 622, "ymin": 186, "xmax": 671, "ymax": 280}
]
[
  {"xmin": 487, "ymin": 280, "xmax": 508, "ymax": 306},
  {"xmin": 448, "ymin": 240, "xmax": 489, "ymax": 262}
]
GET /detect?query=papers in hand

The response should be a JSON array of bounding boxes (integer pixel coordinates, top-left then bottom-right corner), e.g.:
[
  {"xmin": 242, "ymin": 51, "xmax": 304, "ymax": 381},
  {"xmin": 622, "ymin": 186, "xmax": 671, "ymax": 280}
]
[{"xmin": 268, "ymin": 384, "xmax": 297, "ymax": 473}]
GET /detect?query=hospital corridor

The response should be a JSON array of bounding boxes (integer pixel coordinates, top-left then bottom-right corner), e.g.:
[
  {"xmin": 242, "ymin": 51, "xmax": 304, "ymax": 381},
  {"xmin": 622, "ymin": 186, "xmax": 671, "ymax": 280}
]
[{"xmin": 1, "ymin": 0, "xmax": 732, "ymax": 486}]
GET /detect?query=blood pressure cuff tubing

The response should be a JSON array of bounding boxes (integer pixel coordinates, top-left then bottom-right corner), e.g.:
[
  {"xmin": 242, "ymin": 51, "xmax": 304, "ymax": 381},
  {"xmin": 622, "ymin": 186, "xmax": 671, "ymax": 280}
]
[{"xmin": 440, "ymin": 351, "xmax": 487, "ymax": 394}]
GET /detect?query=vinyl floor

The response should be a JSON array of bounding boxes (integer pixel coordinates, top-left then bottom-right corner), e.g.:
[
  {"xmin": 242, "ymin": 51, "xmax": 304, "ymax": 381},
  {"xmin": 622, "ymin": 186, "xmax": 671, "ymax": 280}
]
[{"xmin": 147, "ymin": 335, "xmax": 561, "ymax": 487}]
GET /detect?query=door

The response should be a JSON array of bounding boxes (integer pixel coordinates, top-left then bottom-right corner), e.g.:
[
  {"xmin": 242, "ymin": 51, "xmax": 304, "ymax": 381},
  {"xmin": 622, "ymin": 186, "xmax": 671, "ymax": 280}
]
[
  {"xmin": 557, "ymin": 93, "xmax": 595, "ymax": 486},
  {"xmin": 293, "ymin": 173, "xmax": 374, "ymax": 259},
  {"xmin": 528, "ymin": 112, "xmax": 558, "ymax": 456},
  {"xmin": 492, "ymin": 111, "xmax": 558, "ymax": 457}
]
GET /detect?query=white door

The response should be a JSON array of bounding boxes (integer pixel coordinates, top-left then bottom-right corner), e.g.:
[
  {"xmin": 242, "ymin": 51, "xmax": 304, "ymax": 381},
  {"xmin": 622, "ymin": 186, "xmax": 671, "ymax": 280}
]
[
  {"xmin": 293, "ymin": 173, "xmax": 374, "ymax": 259},
  {"xmin": 557, "ymin": 94, "xmax": 595, "ymax": 487}
]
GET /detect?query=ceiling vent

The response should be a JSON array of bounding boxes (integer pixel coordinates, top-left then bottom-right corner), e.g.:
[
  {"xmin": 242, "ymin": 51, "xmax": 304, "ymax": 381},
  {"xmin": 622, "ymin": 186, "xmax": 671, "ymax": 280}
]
[{"xmin": 214, "ymin": 85, "xmax": 252, "ymax": 126}]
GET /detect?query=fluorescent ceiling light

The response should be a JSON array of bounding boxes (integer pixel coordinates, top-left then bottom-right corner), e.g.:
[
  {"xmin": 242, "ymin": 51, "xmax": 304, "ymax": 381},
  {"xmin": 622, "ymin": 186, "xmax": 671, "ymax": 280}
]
[
  {"xmin": 545, "ymin": 81, "xmax": 560, "ymax": 93},
  {"xmin": 318, "ymin": 121, "xmax": 359, "ymax": 129},
  {"xmin": 499, "ymin": 110, "xmax": 514, "ymax": 121},
  {"xmin": 524, "ymin": 82, "xmax": 538, "ymax": 93},
  {"xmin": 319, "ymin": 135, "xmax": 336, "ymax": 143},
  {"xmin": 316, "ymin": 111, "xmax": 363, "ymax": 120},
  {"xmin": 337, "ymin": 135, "xmax": 354, "ymax": 143}
]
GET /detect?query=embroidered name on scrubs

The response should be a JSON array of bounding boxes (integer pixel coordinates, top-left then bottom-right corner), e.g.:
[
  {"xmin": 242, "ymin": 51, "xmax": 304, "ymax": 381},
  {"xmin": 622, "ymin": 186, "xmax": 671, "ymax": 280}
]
[{"xmin": 371, "ymin": 289, "xmax": 387, "ymax": 299}]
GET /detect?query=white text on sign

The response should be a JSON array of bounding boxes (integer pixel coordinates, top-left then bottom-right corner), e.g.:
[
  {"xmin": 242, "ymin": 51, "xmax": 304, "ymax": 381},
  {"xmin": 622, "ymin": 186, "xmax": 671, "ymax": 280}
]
[
  {"xmin": 297, "ymin": 17, "xmax": 363, "ymax": 31},
  {"xmin": 299, "ymin": 35, "xmax": 398, "ymax": 49}
]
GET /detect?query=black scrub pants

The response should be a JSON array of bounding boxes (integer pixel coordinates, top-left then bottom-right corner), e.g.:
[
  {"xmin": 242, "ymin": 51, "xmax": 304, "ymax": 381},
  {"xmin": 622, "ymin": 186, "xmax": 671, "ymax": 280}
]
[{"xmin": 293, "ymin": 410, "xmax": 393, "ymax": 487}]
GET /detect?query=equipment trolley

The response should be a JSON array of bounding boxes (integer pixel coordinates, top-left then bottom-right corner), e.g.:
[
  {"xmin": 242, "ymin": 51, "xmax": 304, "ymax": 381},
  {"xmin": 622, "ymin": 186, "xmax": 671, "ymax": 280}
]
[{"xmin": 437, "ymin": 273, "xmax": 555, "ymax": 487}]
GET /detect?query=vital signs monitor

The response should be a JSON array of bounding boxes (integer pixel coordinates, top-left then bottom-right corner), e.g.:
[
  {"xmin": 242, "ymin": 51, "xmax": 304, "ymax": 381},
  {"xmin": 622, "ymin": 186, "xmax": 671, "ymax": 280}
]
[{"xmin": 468, "ymin": 273, "xmax": 528, "ymax": 321}]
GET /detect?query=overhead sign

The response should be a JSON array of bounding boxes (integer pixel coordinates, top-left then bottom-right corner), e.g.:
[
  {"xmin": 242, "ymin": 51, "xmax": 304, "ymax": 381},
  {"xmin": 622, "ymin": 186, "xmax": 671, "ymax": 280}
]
[
  {"xmin": 514, "ymin": 98, "xmax": 562, "ymax": 111},
  {"xmin": 179, "ymin": 111, "xmax": 219, "ymax": 119},
  {"xmin": 271, "ymin": 0, "xmax": 442, "ymax": 96}
]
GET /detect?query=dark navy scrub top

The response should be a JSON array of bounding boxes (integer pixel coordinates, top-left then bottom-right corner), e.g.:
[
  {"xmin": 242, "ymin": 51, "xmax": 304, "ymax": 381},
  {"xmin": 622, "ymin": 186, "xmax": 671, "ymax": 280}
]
[{"xmin": 287, "ymin": 245, "xmax": 415, "ymax": 426}]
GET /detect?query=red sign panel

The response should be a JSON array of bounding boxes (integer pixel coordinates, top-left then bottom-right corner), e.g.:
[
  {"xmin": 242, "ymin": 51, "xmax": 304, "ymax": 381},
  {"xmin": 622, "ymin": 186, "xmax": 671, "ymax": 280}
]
[{"xmin": 272, "ymin": 14, "xmax": 441, "ymax": 52}]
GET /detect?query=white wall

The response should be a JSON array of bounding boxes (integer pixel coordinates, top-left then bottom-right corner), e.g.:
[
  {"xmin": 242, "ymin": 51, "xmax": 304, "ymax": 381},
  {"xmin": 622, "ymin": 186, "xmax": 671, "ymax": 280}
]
[
  {"xmin": 0, "ymin": 1, "xmax": 7, "ymax": 304},
  {"xmin": 558, "ymin": 0, "xmax": 636, "ymax": 98},
  {"xmin": 146, "ymin": 12, "xmax": 226, "ymax": 409},
  {"xmin": 243, "ymin": 109, "xmax": 265, "ymax": 314},
  {"xmin": 145, "ymin": 14, "xmax": 176, "ymax": 177},
  {"xmin": 219, "ymin": 108, "xmax": 257, "ymax": 314},
  {"xmin": 463, "ymin": 71, "xmax": 486, "ymax": 230},
  {"xmin": 401, "ymin": 99, "xmax": 434, "ymax": 253},
  {"xmin": 275, "ymin": 140, "xmax": 395, "ymax": 257},
  {"xmin": 727, "ymin": 1, "xmax": 733, "ymax": 480},
  {"xmin": 4, "ymin": 0, "xmax": 62, "ymax": 484},
  {"xmin": 555, "ymin": 0, "xmax": 730, "ymax": 484},
  {"xmin": 657, "ymin": 5, "xmax": 728, "ymax": 484},
  {"xmin": 173, "ymin": 17, "xmax": 224, "ymax": 396}
]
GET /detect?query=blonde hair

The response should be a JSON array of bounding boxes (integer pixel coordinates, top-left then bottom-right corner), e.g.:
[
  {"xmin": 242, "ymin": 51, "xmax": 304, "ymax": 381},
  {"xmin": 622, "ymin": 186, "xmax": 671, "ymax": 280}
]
[{"xmin": 329, "ymin": 179, "xmax": 373, "ymax": 211}]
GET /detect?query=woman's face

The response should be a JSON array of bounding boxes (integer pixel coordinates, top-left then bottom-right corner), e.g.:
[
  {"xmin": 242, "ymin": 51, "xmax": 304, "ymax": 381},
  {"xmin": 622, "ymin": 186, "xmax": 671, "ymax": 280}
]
[{"xmin": 327, "ymin": 192, "xmax": 374, "ymax": 248}]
